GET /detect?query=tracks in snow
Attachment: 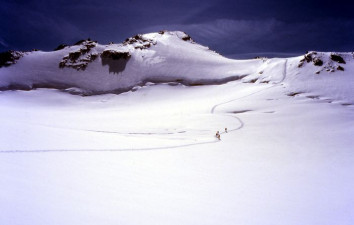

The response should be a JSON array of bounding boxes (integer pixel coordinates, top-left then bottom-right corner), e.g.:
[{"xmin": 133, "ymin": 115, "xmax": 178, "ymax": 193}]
[
  {"xmin": 0, "ymin": 96, "xmax": 246, "ymax": 153},
  {"xmin": 0, "ymin": 108, "xmax": 239, "ymax": 153},
  {"xmin": 0, "ymin": 60, "xmax": 288, "ymax": 153},
  {"xmin": 211, "ymin": 58, "xmax": 287, "ymax": 136}
]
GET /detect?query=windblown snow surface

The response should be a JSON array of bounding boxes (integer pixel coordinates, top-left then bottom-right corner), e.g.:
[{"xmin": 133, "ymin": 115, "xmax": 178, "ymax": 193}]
[{"xmin": 0, "ymin": 31, "xmax": 354, "ymax": 225}]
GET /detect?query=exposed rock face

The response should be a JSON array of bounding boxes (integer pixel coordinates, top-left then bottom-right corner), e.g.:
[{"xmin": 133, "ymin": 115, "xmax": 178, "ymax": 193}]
[
  {"xmin": 54, "ymin": 44, "xmax": 68, "ymax": 51},
  {"xmin": 298, "ymin": 51, "xmax": 323, "ymax": 67},
  {"xmin": 182, "ymin": 35, "xmax": 192, "ymax": 41},
  {"xmin": 0, "ymin": 51, "xmax": 24, "ymax": 68},
  {"xmin": 74, "ymin": 39, "xmax": 96, "ymax": 46},
  {"xmin": 330, "ymin": 54, "xmax": 346, "ymax": 64},
  {"xmin": 313, "ymin": 58, "xmax": 323, "ymax": 66},
  {"xmin": 100, "ymin": 50, "xmax": 131, "ymax": 74},
  {"xmin": 337, "ymin": 65, "xmax": 344, "ymax": 71},
  {"xmin": 298, "ymin": 52, "xmax": 348, "ymax": 74},
  {"xmin": 123, "ymin": 34, "xmax": 156, "ymax": 50},
  {"xmin": 101, "ymin": 50, "xmax": 130, "ymax": 60},
  {"xmin": 178, "ymin": 32, "xmax": 194, "ymax": 43},
  {"xmin": 59, "ymin": 40, "xmax": 98, "ymax": 70}
]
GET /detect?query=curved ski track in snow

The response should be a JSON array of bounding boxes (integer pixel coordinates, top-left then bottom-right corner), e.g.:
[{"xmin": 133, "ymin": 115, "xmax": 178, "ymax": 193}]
[
  {"xmin": 0, "ymin": 60, "xmax": 288, "ymax": 153},
  {"xmin": 278, "ymin": 59, "xmax": 288, "ymax": 84},
  {"xmin": 211, "ymin": 59, "xmax": 287, "ymax": 114},
  {"xmin": 0, "ymin": 88, "xmax": 271, "ymax": 153},
  {"xmin": 0, "ymin": 106, "xmax": 242, "ymax": 153},
  {"xmin": 0, "ymin": 100, "xmax": 243, "ymax": 153},
  {"xmin": 0, "ymin": 140, "xmax": 220, "ymax": 153},
  {"xmin": 210, "ymin": 59, "xmax": 287, "ymax": 136}
]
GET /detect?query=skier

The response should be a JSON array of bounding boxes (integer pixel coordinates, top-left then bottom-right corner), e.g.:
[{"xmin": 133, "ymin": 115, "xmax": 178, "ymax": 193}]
[
  {"xmin": 215, "ymin": 131, "xmax": 221, "ymax": 140},
  {"xmin": 225, "ymin": 127, "xmax": 228, "ymax": 133}
]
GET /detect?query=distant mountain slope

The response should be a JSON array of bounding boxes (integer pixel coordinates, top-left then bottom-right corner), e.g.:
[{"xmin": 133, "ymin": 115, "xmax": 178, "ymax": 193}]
[{"xmin": 0, "ymin": 31, "xmax": 353, "ymax": 101}]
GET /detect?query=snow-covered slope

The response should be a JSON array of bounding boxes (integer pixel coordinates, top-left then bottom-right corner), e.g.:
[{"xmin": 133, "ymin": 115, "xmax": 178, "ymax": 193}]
[
  {"xmin": 0, "ymin": 31, "xmax": 261, "ymax": 94},
  {"xmin": 1, "ymin": 31, "xmax": 353, "ymax": 101},
  {"xmin": 1, "ymin": 31, "xmax": 354, "ymax": 225}
]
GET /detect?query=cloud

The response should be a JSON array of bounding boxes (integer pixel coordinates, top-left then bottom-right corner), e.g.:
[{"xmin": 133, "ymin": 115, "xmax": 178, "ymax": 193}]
[
  {"xmin": 1, "ymin": 0, "xmax": 353, "ymax": 55},
  {"xmin": 0, "ymin": 37, "xmax": 9, "ymax": 48},
  {"xmin": 24, "ymin": 10, "xmax": 85, "ymax": 41},
  {"xmin": 180, "ymin": 19, "xmax": 281, "ymax": 43},
  {"xmin": 142, "ymin": 19, "xmax": 284, "ymax": 52},
  {"xmin": 0, "ymin": 3, "xmax": 86, "ymax": 51},
  {"xmin": 143, "ymin": 18, "xmax": 354, "ymax": 57}
]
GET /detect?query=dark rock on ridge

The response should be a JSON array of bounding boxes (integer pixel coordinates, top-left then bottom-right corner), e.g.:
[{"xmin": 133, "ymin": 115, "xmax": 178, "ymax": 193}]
[
  {"xmin": 59, "ymin": 40, "xmax": 98, "ymax": 70},
  {"xmin": 0, "ymin": 51, "xmax": 24, "ymax": 68},
  {"xmin": 54, "ymin": 44, "xmax": 68, "ymax": 51},
  {"xmin": 123, "ymin": 34, "xmax": 156, "ymax": 50},
  {"xmin": 101, "ymin": 50, "xmax": 131, "ymax": 74},
  {"xmin": 330, "ymin": 54, "xmax": 346, "ymax": 64}
]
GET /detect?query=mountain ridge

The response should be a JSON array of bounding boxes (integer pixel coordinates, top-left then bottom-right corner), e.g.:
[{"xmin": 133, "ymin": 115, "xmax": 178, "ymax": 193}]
[{"xmin": 0, "ymin": 31, "xmax": 353, "ymax": 97}]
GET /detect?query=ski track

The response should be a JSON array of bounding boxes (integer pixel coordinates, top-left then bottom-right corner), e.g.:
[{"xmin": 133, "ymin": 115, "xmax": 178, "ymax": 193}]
[
  {"xmin": 0, "ymin": 65, "xmax": 289, "ymax": 154},
  {"xmin": 0, "ymin": 140, "xmax": 220, "ymax": 154},
  {"xmin": 0, "ymin": 112, "xmax": 244, "ymax": 153},
  {"xmin": 28, "ymin": 123, "xmax": 181, "ymax": 136},
  {"xmin": 278, "ymin": 59, "xmax": 287, "ymax": 84},
  {"xmin": 211, "ymin": 59, "xmax": 287, "ymax": 114},
  {"xmin": 0, "ymin": 92, "xmax": 261, "ymax": 153}
]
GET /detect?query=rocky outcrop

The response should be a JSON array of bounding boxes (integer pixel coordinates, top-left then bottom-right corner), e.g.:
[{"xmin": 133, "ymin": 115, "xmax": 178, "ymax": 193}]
[
  {"xmin": 298, "ymin": 51, "xmax": 349, "ymax": 74},
  {"xmin": 54, "ymin": 44, "xmax": 68, "ymax": 51},
  {"xmin": 59, "ymin": 40, "xmax": 98, "ymax": 70},
  {"xmin": 0, "ymin": 51, "xmax": 24, "ymax": 68},
  {"xmin": 100, "ymin": 50, "xmax": 131, "ymax": 74},
  {"xmin": 330, "ymin": 54, "xmax": 346, "ymax": 64},
  {"xmin": 123, "ymin": 34, "xmax": 156, "ymax": 50},
  {"xmin": 298, "ymin": 51, "xmax": 323, "ymax": 67}
]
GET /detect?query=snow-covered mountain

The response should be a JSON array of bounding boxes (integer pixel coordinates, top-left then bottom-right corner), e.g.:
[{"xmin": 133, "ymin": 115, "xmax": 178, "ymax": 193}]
[
  {"xmin": 0, "ymin": 31, "xmax": 252, "ymax": 94},
  {"xmin": 1, "ymin": 31, "xmax": 354, "ymax": 225},
  {"xmin": 1, "ymin": 31, "xmax": 353, "ymax": 98}
]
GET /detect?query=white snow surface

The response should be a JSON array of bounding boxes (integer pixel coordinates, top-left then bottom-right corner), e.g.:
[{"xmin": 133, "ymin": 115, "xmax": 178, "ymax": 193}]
[
  {"xmin": 0, "ymin": 31, "xmax": 262, "ymax": 93},
  {"xmin": 1, "ymin": 31, "xmax": 354, "ymax": 225}
]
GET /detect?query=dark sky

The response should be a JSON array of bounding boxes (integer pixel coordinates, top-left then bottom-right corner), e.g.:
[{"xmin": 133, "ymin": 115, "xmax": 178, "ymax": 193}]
[{"xmin": 1, "ymin": 0, "xmax": 354, "ymax": 58}]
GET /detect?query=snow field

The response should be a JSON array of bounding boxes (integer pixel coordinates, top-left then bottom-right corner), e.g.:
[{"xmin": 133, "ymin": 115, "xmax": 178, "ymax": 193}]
[
  {"xmin": 1, "ymin": 78, "xmax": 354, "ymax": 225},
  {"xmin": 1, "ymin": 31, "xmax": 354, "ymax": 225}
]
